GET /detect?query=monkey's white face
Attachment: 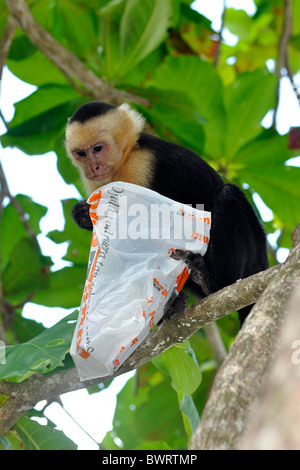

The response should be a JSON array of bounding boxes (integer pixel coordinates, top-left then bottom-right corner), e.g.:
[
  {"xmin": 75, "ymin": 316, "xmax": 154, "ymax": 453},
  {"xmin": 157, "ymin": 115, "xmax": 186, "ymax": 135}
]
[
  {"xmin": 65, "ymin": 112, "xmax": 124, "ymax": 184},
  {"xmin": 71, "ymin": 141, "xmax": 113, "ymax": 182},
  {"xmin": 65, "ymin": 104, "xmax": 147, "ymax": 194}
]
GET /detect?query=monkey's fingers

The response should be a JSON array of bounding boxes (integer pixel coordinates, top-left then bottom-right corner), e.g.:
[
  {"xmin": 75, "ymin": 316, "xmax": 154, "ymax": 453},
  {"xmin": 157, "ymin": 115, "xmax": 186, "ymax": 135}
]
[
  {"xmin": 72, "ymin": 201, "xmax": 93, "ymax": 231},
  {"xmin": 170, "ymin": 249, "xmax": 194, "ymax": 261}
]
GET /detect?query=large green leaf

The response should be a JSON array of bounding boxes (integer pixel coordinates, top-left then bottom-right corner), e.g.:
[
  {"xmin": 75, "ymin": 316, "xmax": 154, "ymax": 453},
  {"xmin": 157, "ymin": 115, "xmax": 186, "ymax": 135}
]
[
  {"xmin": 47, "ymin": 199, "xmax": 91, "ymax": 266},
  {"xmin": 151, "ymin": 55, "xmax": 226, "ymax": 158},
  {"xmin": 98, "ymin": 0, "xmax": 127, "ymax": 80},
  {"xmin": 51, "ymin": 0, "xmax": 98, "ymax": 60},
  {"xmin": 7, "ymin": 50, "xmax": 69, "ymax": 87},
  {"xmin": 141, "ymin": 87, "xmax": 205, "ymax": 154},
  {"xmin": 2, "ymin": 237, "xmax": 50, "ymax": 300},
  {"xmin": 0, "ymin": 311, "xmax": 77, "ymax": 381},
  {"xmin": 1, "ymin": 195, "xmax": 47, "ymax": 272},
  {"xmin": 54, "ymin": 134, "xmax": 86, "ymax": 194},
  {"xmin": 152, "ymin": 341, "xmax": 202, "ymax": 395},
  {"xmin": 32, "ymin": 266, "xmax": 85, "ymax": 308},
  {"xmin": 15, "ymin": 417, "xmax": 77, "ymax": 450},
  {"xmin": 224, "ymin": 68, "xmax": 277, "ymax": 159},
  {"xmin": 118, "ymin": 0, "xmax": 173, "ymax": 77},
  {"xmin": 1, "ymin": 99, "xmax": 82, "ymax": 155},
  {"xmin": 102, "ymin": 366, "xmax": 187, "ymax": 450},
  {"xmin": 235, "ymin": 131, "xmax": 300, "ymax": 230},
  {"xmin": 8, "ymin": 85, "xmax": 81, "ymax": 127}
]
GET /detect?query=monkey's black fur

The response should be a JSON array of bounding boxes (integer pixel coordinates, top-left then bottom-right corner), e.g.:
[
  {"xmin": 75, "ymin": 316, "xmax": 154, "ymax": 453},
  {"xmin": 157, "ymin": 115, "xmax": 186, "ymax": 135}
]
[
  {"xmin": 69, "ymin": 102, "xmax": 268, "ymax": 325},
  {"xmin": 69, "ymin": 101, "xmax": 115, "ymax": 124}
]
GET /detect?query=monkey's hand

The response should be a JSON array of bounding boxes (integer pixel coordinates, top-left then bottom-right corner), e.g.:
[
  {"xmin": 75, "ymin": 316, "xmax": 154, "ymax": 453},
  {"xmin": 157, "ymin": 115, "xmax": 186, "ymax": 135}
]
[
  {"xmin": 72, "ymin": 201, "xmax": 93, "ymax": 231},
  {"xmin": 171, "ymin": 249, "xmax": 215, "ymax": 296}
]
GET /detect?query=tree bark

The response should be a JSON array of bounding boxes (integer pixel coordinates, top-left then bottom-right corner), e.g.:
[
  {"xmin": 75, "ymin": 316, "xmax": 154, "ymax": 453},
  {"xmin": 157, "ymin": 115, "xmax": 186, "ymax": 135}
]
[
  {"xmin": 189, "ymin": 223, "xmax": 300, "ymax": 450},
  {"xmin": 239, "ymin": 285, "xmax": 300, "ymax": 449}
]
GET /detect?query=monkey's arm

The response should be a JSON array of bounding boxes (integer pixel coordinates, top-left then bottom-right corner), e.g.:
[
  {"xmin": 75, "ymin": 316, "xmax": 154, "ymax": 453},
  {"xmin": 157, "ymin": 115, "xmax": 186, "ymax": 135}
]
[{"xmin": 72, "ymin": 201, "xmax": 93, "ymax": 231}]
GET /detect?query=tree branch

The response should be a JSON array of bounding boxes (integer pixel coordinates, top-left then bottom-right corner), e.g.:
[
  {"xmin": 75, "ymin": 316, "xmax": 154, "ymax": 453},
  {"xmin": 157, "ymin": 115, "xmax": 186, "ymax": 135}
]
[
  {"xmin": 0, "ymin": 261, "xmax": 281, "ymax": 437},
  {"xmin": 4, "ymin": 0, "xmax": 150, "ymax": 107},
  {"xmin": 189, "ymin": 222, "xmax": 300, "ymax": 450},
  {"xmin": 214, "ymin": 0, "xmax": 226, "ymax": 67},
  {"xmin": 0, "ymin": 15, "xmax": 17, "ymax": 83},
  {"xmin": 272, "ymin": 0, "xmax": 293, "ymax": 128},
  {"xmin": 239, "ymin": 284, "xmax": 300, "ymax": 449}
]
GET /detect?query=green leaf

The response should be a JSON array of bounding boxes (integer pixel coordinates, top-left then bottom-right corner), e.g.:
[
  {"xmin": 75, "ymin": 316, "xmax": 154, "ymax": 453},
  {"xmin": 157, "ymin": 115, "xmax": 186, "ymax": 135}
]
[
  {"xmin": 0, "ymin": 311, "xmax": 77, "ymax": 381},
  {"xmin": 141, "ymin": 88, "xmax": 204, "ymax": 154},
  {"xmin": 225, "ymin": 8, "xmax": 253, "ymax": 42},
  {"xmin": 2, "ymin": 238, "xmax": 50, "ymax": 300},
  {"xmin": 98, "ymin": 0, "xmax": 127, "ymax": 80},
  {"xmin": 224, "ymin": 68, "xmax": 277, "ymax": 159},
  {"xmin": 1, "ymin": 99, "xmax": 83, "ymax": 155},
  {"xmin": 9, "ymin": 85, "xmax": 81, "ymax": 127},
  {"xmin": 102, "ymin": 366, "xmax": 187, "ymax": 450},
  {"xmin": 51, "ymin": 0, "xmax": 98, "ymax": 60},
  {"xmin": 13, "ymin": 315, "xmax": 46, "ymax": 344},
  {"xmin": 179, "ymin": 393, "xmax": 200, "ymax": 438},
  {"xmin": 55, "ymin": 135, "xmax": 86, "ymax": 195},
  {"xmin": 47, "ymin": 198, "xmax": 91, "ymax": 266},
  {"xmin": 15, "ymin": 416, "xmax": 77, "ymax": 450},
  {"xmin": 151, "ymin": 55, "xmax": 226, "ymax": 158},
  {"xmin": 118, "ymin": 0, "xmax": 173, "ymax": 77},
  {"xmin": 7, "ymin": 50, "xmax": 69, "ymax": 87},
  {"xmin": 1, "ymin": 195, "xmax": 47, "ymax": 272},
  {"xmin": 152, "ymin": 341, "xmax": 202, "ymax": 395},
  {"xmin": 32, "ymin": 266, "xmax": 85, "ymax": 308},
  {"xmin": 235, "ymin": 131, "xmax": 300, "ymax": 230}
]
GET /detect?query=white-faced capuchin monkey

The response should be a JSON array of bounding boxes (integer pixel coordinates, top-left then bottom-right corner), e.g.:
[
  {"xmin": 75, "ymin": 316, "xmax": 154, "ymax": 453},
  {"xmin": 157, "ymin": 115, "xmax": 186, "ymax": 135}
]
[{"xmin": 65, "ymin": 101, "xmax": 268, "ymax": 325}]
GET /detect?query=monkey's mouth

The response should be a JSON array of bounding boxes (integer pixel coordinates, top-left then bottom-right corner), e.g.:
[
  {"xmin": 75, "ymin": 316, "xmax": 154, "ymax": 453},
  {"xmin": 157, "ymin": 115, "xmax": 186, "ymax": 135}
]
[{"xmin": 88, "ymin": 171, "xmax": 111, "ymax": 181}]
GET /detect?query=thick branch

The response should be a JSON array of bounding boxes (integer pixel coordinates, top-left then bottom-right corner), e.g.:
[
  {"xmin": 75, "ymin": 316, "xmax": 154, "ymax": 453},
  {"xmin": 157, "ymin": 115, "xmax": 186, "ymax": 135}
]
[
  {"xmin": 0, "ymin": 262, "xmax": 280, "ymax": 437},
  {"xmin": 4, "ymin": 0, "xmax": 149, "ymax": 106},
  {"xmin": 239, "ymin": 285, "xmax": 300, "ymax": 449},
  {"xmin": 189, "ymin": 223, "xmax": 300, "ymax": 450}
]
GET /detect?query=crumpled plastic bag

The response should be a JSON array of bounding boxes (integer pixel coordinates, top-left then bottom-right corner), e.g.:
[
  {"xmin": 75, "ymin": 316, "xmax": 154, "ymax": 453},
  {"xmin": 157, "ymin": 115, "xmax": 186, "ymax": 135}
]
[{"xmin": 70, "ymin": 182, "xmax": 211, "ymax": 380}]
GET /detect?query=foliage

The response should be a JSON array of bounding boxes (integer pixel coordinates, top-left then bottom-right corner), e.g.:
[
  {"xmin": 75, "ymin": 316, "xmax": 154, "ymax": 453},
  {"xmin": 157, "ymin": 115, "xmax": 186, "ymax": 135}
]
[{"xmin": 0, "ymin": 0, "xmax": 299, "ymax": 450}]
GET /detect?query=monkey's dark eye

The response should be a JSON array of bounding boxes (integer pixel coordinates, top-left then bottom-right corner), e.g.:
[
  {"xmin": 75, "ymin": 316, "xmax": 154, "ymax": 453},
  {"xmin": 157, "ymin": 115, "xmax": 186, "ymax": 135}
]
[
  {"xmin": 93, "ymin": 145, "xmax": 103, "ymax": 153},
  {"xmin": 76, "ymin": 150, "xmax": 86, "ymax": 158}
]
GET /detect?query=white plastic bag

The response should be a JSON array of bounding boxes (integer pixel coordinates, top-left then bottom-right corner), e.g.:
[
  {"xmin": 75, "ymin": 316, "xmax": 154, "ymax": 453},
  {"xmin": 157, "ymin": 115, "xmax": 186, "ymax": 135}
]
[{"xmin": 70, "ymin": 182, "xmax": 211, "ymax": 380}]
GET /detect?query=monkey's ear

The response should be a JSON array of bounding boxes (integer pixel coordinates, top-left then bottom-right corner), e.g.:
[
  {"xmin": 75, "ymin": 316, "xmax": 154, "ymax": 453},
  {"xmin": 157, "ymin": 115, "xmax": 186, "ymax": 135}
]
[
  {"xmin": 114, "ymin": 104, "xmax": 146, "ymax": 157},
  {"xmin": 118, "ymin": 103, "xmax": 145, "ymax": 135}
]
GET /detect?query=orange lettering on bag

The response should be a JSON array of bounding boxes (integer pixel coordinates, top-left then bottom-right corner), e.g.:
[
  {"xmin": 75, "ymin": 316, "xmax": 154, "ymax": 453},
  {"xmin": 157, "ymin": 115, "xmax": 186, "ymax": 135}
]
[
  {"xmin": 79, "ymin": 348, "xmax": 90, "ymax": 359},
  {"xmin": 176, "ymin": 267, "xmax": 189, "ymax": 293},
  {"xmin": 76, "ymin": 329, "xmax": 83, "ymax": 350},
  {"xmin": 149, "ymin": 310, "xmax": 156, "ymax": 329},
  {"xmin": 90, "ymin": 213, "xmax": 99, "ymax": 225},
  {"xmin": 89, "ymin": 190, "xmax": 102, "ymax": 203},
  {"xmin": 113, "ymin": 359, "xmax": 120, "ymax": 368},
  {"xmin": 191, "ymin": 231, "xmax": 202, "ymax": 240},
  {"xmin": 153, "ymin": 278, "xmax": 168, "ymax": 297},
  {"xmin": 91, "ymin": 232, "xmax": 98, "ymax": 247},
  {"xmin": 131, "ymin": 338, "xmax": 138, "ymax": 346}
]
